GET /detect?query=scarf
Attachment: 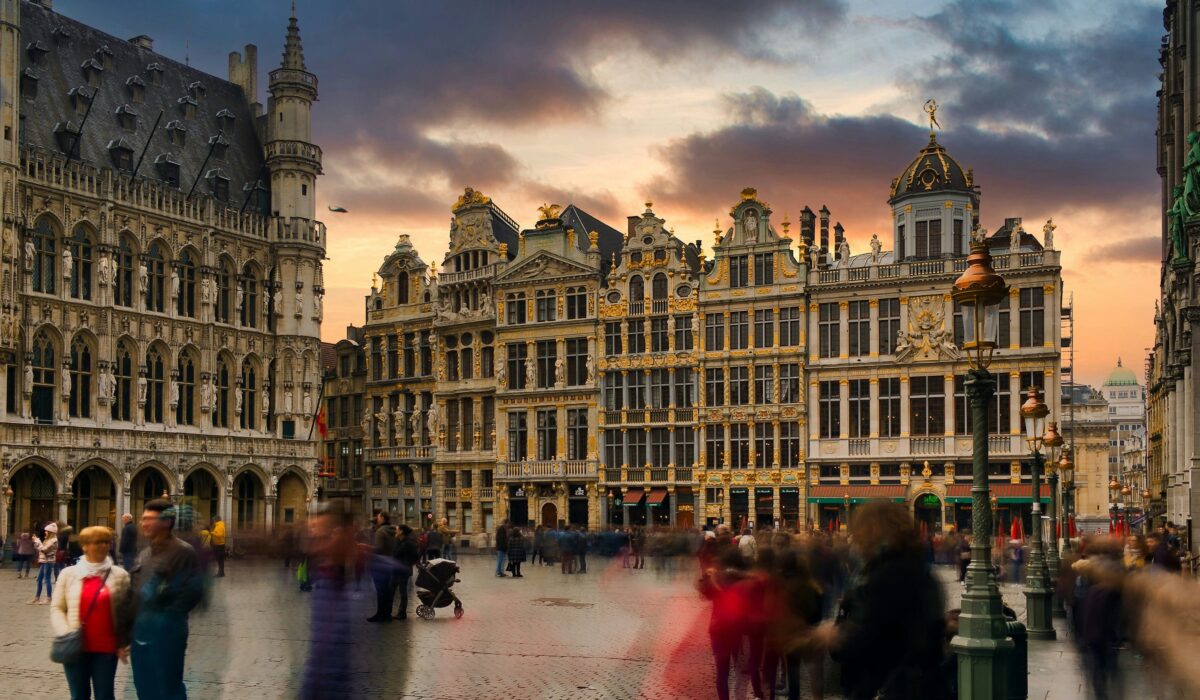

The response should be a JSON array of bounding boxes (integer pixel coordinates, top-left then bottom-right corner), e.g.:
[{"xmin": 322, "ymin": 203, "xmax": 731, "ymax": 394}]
[{"xmin": 79, "ymin": 556, "xmax": 113, "ymax": 579}]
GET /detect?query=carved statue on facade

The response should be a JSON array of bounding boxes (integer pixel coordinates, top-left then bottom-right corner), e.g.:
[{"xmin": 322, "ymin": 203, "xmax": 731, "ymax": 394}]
[
  {"xmin": 62, "ymin": 248, "xmax": 73, "ymax": 289},
  {"xmin": 869, "ymin": 234, "xmax": 882, "ymax": 261},
  {"xmin": 1042, "ymin": 218, "xmax": 1056, "ymax": 250},
  {"xmin": 426, "ymin": 403, "xmax": 438, "ymax": 435},
  {"xmin": 743, "ymin": 210, "xmax": 758, "ymax": 240},
  {"xmin": 360, "ymin": 409, "xmax": 371, "ymax": 435},
  {"xmin": 313, "ymin": 290, "xmax": 323, "ymax": 321},
  {"xmin": 392, "ymin": 408, "xmax": 404, "ymax": 434},
  {"xmin": 1182, "ymin": 130, "xmax": 1200, "ymax": 218},
  {"xmin": 168, "ymin": 377, "xmax": 179, "ymax": 408},
  {"xmin": 170, "ymin": 268, "xmax": 180, "ymax": 301},
  {"xmin": 23, "ymin": 361, "xmax": 32, "ymax": 395},
  {"xmin": 199, "ymin": 374, "xmax": 214, "ymax": 411},
  {"xmin": 555, "ymin": 356, "xmax": 565, "ymax": 386},
  {"xmin": 137, "ymin": 373, "xmax": 148, "ymax": 405},
  {"xmin": 496, "ymin": 361, "xmax": 507, "ymax": 389},
  {"xmin": 138, "ymin": 262, "xmax": 148, "ymax": 298},
  {"xmin": 23, "ymin": 238, "xmax": 34, "ymax": 273},
  {"xmin": 236, "ymin": 285, "xmax": 244, "ymax": 313},
  {"xmin": 283, "ymin": 386, "xmax": 294, "ymax": 415},
  {"xmin": 375, "ymin": 411, "xmax": 388, "ymax": 431},
  {"xmin": 294, "ymin": 288, "xmax": 303, "ymax": 316},
  {"xmin": 1169, "ymin": 185, "xmax": 1190, "ymax": 264},
  {"xmin": 303, "ymin": 388, "xmax": 313, "ymax": 416},
  {"xmin": 525, "ymin": 356, "xmax": 536, "ymax": 388},
  {"xmin": 837, "ymin": 239, "xmax": 851, "ymax": 266},
  {"xmin": 409, "ymin": 407, "xmax": 422, "ymax": 437},
  {"xmin": 586, "ymin": 354, "xmax": 595, "ymax": 383},
  {"xmin": 234, "ymin": 385, "xmax": 243, "ymax": 415},
  {"xmin": 61, "ymin": 362, "xmax": 71, "ymax": 399},
  {"xmin": 200, "ymin": 276, "xmax": 213, "ymax": 306}
]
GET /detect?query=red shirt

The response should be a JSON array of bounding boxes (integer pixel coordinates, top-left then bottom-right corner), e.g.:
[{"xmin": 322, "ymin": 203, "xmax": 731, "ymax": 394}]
[{"xmin": 79, "ymin": 576, "xmax": 117, "ymax": 654}]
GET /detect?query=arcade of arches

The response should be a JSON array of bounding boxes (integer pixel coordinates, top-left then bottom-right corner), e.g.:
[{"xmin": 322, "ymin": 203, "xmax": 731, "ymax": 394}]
[{"xmin": 1, "ymin": 461, "xmax": 311, "ymax": 539}]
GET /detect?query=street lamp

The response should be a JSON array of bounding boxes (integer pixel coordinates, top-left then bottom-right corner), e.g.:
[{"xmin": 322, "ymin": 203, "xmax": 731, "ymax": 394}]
[
  {"xmin": 843, "ymin": 492, "xmax": 851, "ymax": 530},
  {"xmin": 1058, "ymin": 448, "xmax": 1074, "ymax": 551},
  {"xmin": 1020, "ymin": 387, "xmax": 1055, "ymax": 640},
  {"xmin": 1042, "ymin": 421, "xmax": 1064, "ymax": 618},
  {"xmin": 949, "ymin": 236, "xmax": 1013, "ymax": 697}
]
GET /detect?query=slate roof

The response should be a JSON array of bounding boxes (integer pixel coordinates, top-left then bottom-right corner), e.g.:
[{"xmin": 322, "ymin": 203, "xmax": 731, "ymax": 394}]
[
  {"xmin": 559, "ymin": 204, "xmax": 624, "ymax": 276},
  {"xmin": 18, "ymin": 1, "xmax": 267, "ymax": 207}
]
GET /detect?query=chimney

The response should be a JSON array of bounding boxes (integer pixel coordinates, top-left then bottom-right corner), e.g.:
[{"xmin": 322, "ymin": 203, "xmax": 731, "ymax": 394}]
[
  {"xmin": 834, "ymin": 222, "xmax": 845, "ymax": 248},
  {"xmin": 819, "ymin": 205, "xmax": 831, "ymax": 254},
  {"xmin": 228, "ymin": 44, "xmax": 261, "ymax": 117},
  {"xmin": 128, "ymin": 35, "xmax": 154, "ymax": 50},
  {"xmin": 627, "ymin": 216, "xmax": 640, "ymax": 238},
  {"xmin": 800, "ymin": 206, "xmax": 815, "ymax": 247}
]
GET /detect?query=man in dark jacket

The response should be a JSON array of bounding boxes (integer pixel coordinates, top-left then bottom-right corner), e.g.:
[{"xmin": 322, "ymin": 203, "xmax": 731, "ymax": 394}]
[
  {"xmin": 119, "ymin": 513, "xmax": 138, "ymax": 570},
  {"xmin": 575, "ymin": 528, "xmax": 589, "ymax": 574},
  {"xmin": 367, "ymin": 510, "xmax": 397, "ymax": 622},
  {"xmin": 495, "ymin": 521, "xmax": 509, "ymax": 577},
  {"xmin": 392, "ymin": 525, "xmax": 420, "ymax": 619}
]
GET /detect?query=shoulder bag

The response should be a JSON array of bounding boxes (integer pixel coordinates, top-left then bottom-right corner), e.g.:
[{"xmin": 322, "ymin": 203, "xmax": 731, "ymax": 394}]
[{"xmin": 50, "ymin": 571, "xmax": 110, "ymax": 664}]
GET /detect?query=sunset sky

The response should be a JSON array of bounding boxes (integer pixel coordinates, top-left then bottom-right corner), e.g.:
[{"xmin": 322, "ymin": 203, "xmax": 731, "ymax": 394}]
[{"xmin": 56, "ymin": 0, "xmax": 1163, "ymax": 389}]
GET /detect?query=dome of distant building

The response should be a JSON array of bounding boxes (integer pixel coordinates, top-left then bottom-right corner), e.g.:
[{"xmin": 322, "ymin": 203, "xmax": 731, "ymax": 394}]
[
  {"xmin": 888, "ymin": 133, "xmax": 975, "ymax": 204},
  {"xmin": 1103, "ymin": 358, "xmax": 1139, "ymax": 386}
]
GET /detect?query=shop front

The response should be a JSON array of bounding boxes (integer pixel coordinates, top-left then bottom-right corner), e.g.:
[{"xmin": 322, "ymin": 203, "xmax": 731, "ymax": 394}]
[
  {"xmin": 567, "ymin": 483, "xmax": 589, "ymax": 527},
  {"xmin": 730, "ymin": 487, "xmax": 749, "ymax": 530},
  {"xmin": 780, "ymin": 488, "xmax": 801, "ymax": 529},
  {"xmin": 754, "ymin": 487, "xmax": 774, "ymax": 529},
  {"xmin": 808, "ymin": 485, "xmax": 907, "ymax": 533},
  {"xmin": 508, "ymin": 485, "xmax": 529, "ymax": 527}
]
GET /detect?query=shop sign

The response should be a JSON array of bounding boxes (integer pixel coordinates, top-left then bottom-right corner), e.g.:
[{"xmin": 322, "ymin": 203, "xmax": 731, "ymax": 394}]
[{"xmin": 919, "ymin": 493, "xmax": 940, "ymax": 507}]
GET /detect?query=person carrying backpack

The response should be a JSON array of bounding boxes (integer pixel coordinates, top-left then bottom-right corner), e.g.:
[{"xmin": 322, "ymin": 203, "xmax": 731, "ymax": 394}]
[{"xmin": 366, "ymin": 511, "xmax": 398, "ymax": 623}]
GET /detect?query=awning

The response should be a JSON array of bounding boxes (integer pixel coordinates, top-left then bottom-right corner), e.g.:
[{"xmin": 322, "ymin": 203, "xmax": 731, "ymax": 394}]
[
  {"xmin": 622, "ymin": 488, "xmax": 645, "ymax": 506},
  {"xmin": 646, "ymin": 488, "xmax": 668, "ymax": 506},
  {"xmin": 808, "ymin": 485, "xmax": 905, "ymax": 504},
  {"xmin": 946, "ymin": 483, "xmax": 1050, "ymax": 504}
]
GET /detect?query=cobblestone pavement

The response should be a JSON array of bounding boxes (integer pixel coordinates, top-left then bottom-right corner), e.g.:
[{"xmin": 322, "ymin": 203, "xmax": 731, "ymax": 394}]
[{"xmin": 0, "ymin": 556, "xmax": 1177, "ymax": 699}]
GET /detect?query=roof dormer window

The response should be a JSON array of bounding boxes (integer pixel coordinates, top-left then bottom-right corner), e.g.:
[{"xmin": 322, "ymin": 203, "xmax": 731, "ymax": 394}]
[
  {"xmin": 154, "ymin": 153, "xmax": 181, "ymax": 187},
  {"xmin": 107, "ymin": 138, "xmax": 135, "ymax": 171},
  {"xmin": 68, "ymin": 86, "xmax": 94, "ymax": 116},
  {"xmin": 208, "ymin": 134, "xmax": 230, "ymax": 160},
  {"xmin": 165, "ymin": 120, "xmax": 186, "ymax": 146},
  {"xmin": 145, "ymin": 62, "xmax": 163, "ymax": 86},
  {"xmin": 206, "ymin": 168, "xmax": 230, "ymax": 201},
  {"xmin": 51, "ymin": 24, "xmax": 71, "ymax": 43},
  {"xmin": 80, "ymin": 58, "xmax": 103, "ymax": 87},
  {"xmin": 25, "ymin": 41, "xmax": 49, "ymax": 65},
  {"xmin": 21, "ymin": 68, "xmax": 39, "ymax": 100},
  {"xmin": 115, "ymin": 104, "xmax": 138, "ymax": 132},
  {"xmin": 95, "ymin": 45, "xmax": 114, "ymax": 70},
  {"xmin": 53, "ymin": 120, "xmax": 81, "ymax": 155},
  {"xmin": 215, "ymin": 108, "xmax": 235, "ymax": 131},
  {"xmin": 125, "ymin": 75, "xmax": 145, "ymax": 103},
  {"xmin": 177, "ymin": 96, "xmax": 198, "ymax": 120},
  {"xmin": 188, "ymin": 81, "xmax": 206, "ymax": 102}
]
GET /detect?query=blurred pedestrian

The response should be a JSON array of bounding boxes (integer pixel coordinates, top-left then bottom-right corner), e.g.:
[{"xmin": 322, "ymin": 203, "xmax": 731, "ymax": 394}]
[
  {"xmin": 425, "ymin": 522, "xmax": 444, "ymax": 560},
  {"xmin": 1074, "ymin": 537, "xmax": 1125, "ymax": 700},
  {"xmin": 576, "ymin": 527, "xmax": 589, "ymax": 574},
  {"xmin": 392, "ymin": 525, "xmax": 419, "ymax": 619},
  {"xmin": 1009, "ymin": 539, "xmax": 1024, "ymax": 584},
  {"xmin": 55, "ymin": 524, "xmax": 72, "ymax": 579},
  {"xmin": 698, "ymin": 546, "xmax": 749, "ymax": 700},
  {"xmin": 118, "ymin": 514, "xmax": 137, "ymax": 572},
  {"xmin": 767, "ymin": 547, "xmax": 824, "ymax": 700},
  {"xmin": 560, "ymin": 525, "xmax": 575, "ymax": 574},
  {"xmin": 31, "ymin": 521, "xmax": 58, "ymax": 604},
  {"xmin": 129, "ymin": 499, "xmax": 205, "ymax": 700},
  {"xmin": 495, "ymin": 520, "xmax": 509, "ymax": 577},
  {"xmin": 814, "ymin": 501, "xmax": 947, "ymax": 700},
  {"xmin": 300, "ymin": 501, "xmax": 358, "ymax": 700},
  {"xmin": 532, "ymin": 525, "xmax": 545, "ymax": 565},
  {"xmin": 438, "ymin": 518, "xmax": 457, "ymax": 561},
  {"xmin": 633, "ymin": 526, "xmax": 646, "ymax": 569},
  {"xmin": 366, "ymin": 510, "xmax": 398, "ymax": 623},
  {"xmin": 957, "ymin": 533, "xmax": 971, "ymax": 583},
  {"xmin": 50, "ymin": 525, "xmax": 134, "ymax": 700},
  {"xmin": 210, "ymin": 516, "xmax": 227, "ymax": 577},
  {"xmin": 508, "ymin": 526, "xmax": 527, "ymax": 578},
  {"xmin": 16, "ymin": 529, "xmax": 34, "ymax": 578}
]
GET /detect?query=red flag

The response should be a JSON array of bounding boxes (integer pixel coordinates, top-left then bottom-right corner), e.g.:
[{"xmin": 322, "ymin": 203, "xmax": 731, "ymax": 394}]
[
  {"xmin": 316, "ymin": 405, "xmax": 328, "ymax": 439},
  {"xmin": 1011, "ymin": 517, "xmax": 1022, "ymax": 542}
]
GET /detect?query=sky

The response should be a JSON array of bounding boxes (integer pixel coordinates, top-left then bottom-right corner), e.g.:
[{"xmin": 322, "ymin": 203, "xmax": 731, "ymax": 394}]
[{"xmin": 55, "ymin": 0, "xmax": 1164, "ymax": 389}]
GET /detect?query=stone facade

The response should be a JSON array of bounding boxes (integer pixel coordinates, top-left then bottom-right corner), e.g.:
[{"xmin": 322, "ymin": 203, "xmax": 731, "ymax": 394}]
[
  {"xmin": 0, "ymin": 1, "xmax": 324, "ymax": 540},
  {"xmin": 317, "ymin": 329, "xmax": 366, "ymax": 512}
]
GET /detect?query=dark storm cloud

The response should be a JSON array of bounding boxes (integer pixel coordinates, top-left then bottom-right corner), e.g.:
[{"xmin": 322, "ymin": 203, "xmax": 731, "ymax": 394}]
[
  {"xmin": 647, "ymin": 1, "xmax": 1162, "ymax": 239},
  {"xmin": 1087, "ymin": 236, "xmax": 1162, "ymax": 265}
]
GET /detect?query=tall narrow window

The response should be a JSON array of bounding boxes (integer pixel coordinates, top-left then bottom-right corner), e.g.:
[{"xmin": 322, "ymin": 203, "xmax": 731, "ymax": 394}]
[
  {"xmin": 176, "ymin": 249, "xmax": 196, "ymax": 317},
  {"xmin": 508, "ymin": 411, "xmax": 528, "ymax": 461},
  {"xmin": 627, "ymin": 319, "xmax": 646, "ymax": 354},
  {"xmin": 506, "ymin": 292, "xmax": 526, "ymax": 324},
  {"xmin": 115, "ymin": 236, "xmax": 135, "ymax": 307},
  {"xmin": 603, "ymin": 372, "xmax": 623, "ymax": 410},
  {"xmin": 176, "ymin": 352, "xmax": 196, "ymax": 426},
  {"xmin": 819, "ymin": 381, "xmax": 840, "ymax": 439},
  {"xmin": 69, "ymin": 225, "xmax": 93, "ymax": 300},
  {"xmin": 754, "ymin": 310, "xmax": 774, "ymax": 349},
  {"xmin": 848, "ymin": 301, "xmax": 870, "ymax": 357},
  {"xmin": 30, "ymin": 216, "xmax": 58, "ymax": 294},
  {"xmin": 536, "ymin": 409, "xmax": 557, "ymax": 460},
  {"xmin": 674, "ymin": 315, "xmax": 693, "ymax": 350},
  {"xmin": 566, "ymin": 286, "xmax": 587, "ymax": 319},
  {"xmin": 145, "ymin": 243, "xmax": 166, "ymax": 313},
  {"xmin": 215, "ymin": 358, "xmax": 231, "ymax": 428},
  {"xmin": 566, "ymin": 338, "xmax": 587, "ymax": 386},
  {"xmin": 535, "ymin": 289, "xmax": 557, "ymax": 322},
  {"xmin": 144, "ymin": 347, "xmax": 165, "ymax": 424},
  {"xmin": 216, "ymin": 258, "xmax": 233, "ymax": 323},
  {"xmin": 729, "ymin": 311, "xmax": 749, "ymax": 350},
  {"xmin": 536, "ymin": 340, "xmax": 555, "ymax": 389},
  {"xmin": 705, "ymin": 368, "xmax": 724, "ymax": 407},
  {"xmin": 779, "ymin": 307, "xmax": 801, "ymax": 346},
  {"xmin": 1019, "ymin": 287, "xmax": 1045, "ymax": 347},
  {"xmin": 605, "ymin": 322, "xmax": 622, "ymax": 355},
  {"xmin": 729, "ymin": 423, "xmax": 750, "ymax": 468},
  {"xmin": 240, "ymin": 265, "xmax": 258, "ymax": 328},
  {"xmin": 675, "ymin": 368, "xmax": 694, "ymax": 407},
  {"xmin": 650, "ymin": 317, "xmax": 669, "ymax": 352},
  {"xmin": 848, "ymin": 379, "xmax": 869, "ymax": 437},
  {"xmin": 779, "ymin": 364, "xmax": 800, "ymax": 404},
  {"xmin": 506, "ymin": 343, "xmax": 527, "ymax": 390},
  {"xmin": 730, "ymin": 366, "xmax": 750, "ymax": 406},
  {"xmin": 239, "ymin": 361, "xmax": 257, "ymax": 430},
  {"xmin": 706, "ymin": 424, "xmax": 725, "ymax": 467},
  {"xmin": 780, "ymin": 422, "xmax": 802, "ymax": 467},
  {"xmin": 754, "ymin": 365, "xmax": 773, "ymax": 404},
  {"xmin": 818, "ymin": 303, "xmax": 840, "ymax": 358},
  {"xmin": 112, "ymin": 341, "xmax": 133, "ymax": 422},
  {"xmin": 30, "ymin": 331, "xmax": 56, "ymax": 423},
  {"xmin": 650, "ymin": 368, "xmax": 670, "ymax": 409},
  {"xmin": 909, "ymin": 376, "xmax": 945, "ymax": 436},
  {"xmin": 627, "ymin": 371, "xmax": 646, "ymax": 410},
  {"xmin": 878, "ymin": 299, "xmax": 900, "ymax": 355},
  {"xmin": 754, "ymin": 253, "xmax": 774, "ymax": 286},
  {"xmin": 567, "ymin": 408, "xmax": 587, "ymax": 460},
  {"xmin": 729, "ymin": 255, "xmax": 749, "ymax": 288},
  {"xmin": 879, "ymin": 378, "xmax": 901, "ymax": 437},
  {"xmin": 68, "ymin": 335, "xmax": 92, "ymax": 419},
  {"xmin": 755, "ymin": 424, "xmax": 774, "ymax": 467},
  {"xmin": 397, "ymin": 271, "xmax": 409, "ymax": 304},
  {"xmin": 705, "ymin": 314, "xmax": 724, "ymax": 351}
]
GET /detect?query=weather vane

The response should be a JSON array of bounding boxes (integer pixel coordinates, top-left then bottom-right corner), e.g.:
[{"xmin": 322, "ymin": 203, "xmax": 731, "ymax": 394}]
[{"xmin": 924, "ymin": 98, "xmax": 941, "ymax": 135}]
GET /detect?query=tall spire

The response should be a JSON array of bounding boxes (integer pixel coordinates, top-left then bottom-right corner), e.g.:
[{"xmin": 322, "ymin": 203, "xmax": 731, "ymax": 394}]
[{"xmin": 282, "ymin": 3, "xmax": 305, "ymax": 70}]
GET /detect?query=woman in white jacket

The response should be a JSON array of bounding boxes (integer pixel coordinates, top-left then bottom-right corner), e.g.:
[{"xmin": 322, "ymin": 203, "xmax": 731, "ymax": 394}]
[{"xmin": 50, "ymin": 526, "xmax": 133, "ymax": 700}]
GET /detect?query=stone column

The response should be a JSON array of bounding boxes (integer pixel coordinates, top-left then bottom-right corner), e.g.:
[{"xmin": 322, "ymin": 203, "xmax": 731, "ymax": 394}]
[
  {"xmin": 838, "ymin": 379, "xmax": 849, "ymax": 439},
  {"xmin": 56, "ymin": 493, "xmax": 69, "ymax": 523},
  {"xmin": 1042, "ymin": 284, "xmax": 1055, "ymax": 349},
  {"xmin": 1009, "ymin": 372, "xmax": 1022, "ymax": 435},
  {"xmin": 265, "ymin": 495, "xmax": 276, "ymax": 534},
  {"xmin": 868, "ymin": 299, "xmax": 880, "ymax": 356},
  {"xmin": 869, "ymin": 378, "xmax": 880, "ymax": 438},
  {"xmin": 944, "ymin": 374, "xmax": 955, "ymax": 438},
  {"xmin": 838, "ymin": 301, "xmax": 849, "ymax": 359},
  {"xmin": 900, "ymin": 376, "xmax": 911, "ymax": 436},
  {"xmin": 1008, "ymin": 287, "xmax": 1020, "ymax": 349}
]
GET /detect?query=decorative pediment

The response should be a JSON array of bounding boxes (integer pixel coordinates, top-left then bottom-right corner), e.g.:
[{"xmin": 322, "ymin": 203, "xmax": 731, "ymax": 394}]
[{"xmin": 497, "ymin": 250, "xmax": 594, "ymax": 283}]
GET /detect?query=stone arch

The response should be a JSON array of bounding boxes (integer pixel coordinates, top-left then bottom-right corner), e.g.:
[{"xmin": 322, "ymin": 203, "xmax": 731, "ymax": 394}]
[
  {"xmin": 130, "ymin": 460, "xmax": 172, "ymax": 515},
  {"xmin": 69, "ymin": 457, "xmax": 120, "ymax": 489},
  {"xmin": 231, "ymin": 465, "xmax": 267, "ymax": 532},
  {"xmin": 3, "ymin": 458, "xmax": 60, "ymax": 535},
  {"xmin": 275, "ymin": 467, "xmax": 309, "ymax": 526},
  {"xmin": 69, "ymin": 460, "xmax": 119, "ymax": 529},
  {"xmin": 183, "ymin": 462, "xmax": 224, "ymax": 526},
  {"xmin": 7, "ymin": 456, "xmax": 63, "ymax": 491}
]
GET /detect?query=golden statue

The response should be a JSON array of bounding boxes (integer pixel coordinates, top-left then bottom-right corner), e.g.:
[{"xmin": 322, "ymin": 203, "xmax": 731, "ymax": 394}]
[
  {"xmin": 924, "ymin": 99, "xmax": 941, "ymax": 134},
  {"xmin": 538, "ymin": 203, "xmax": 563, "ymax": 220}
]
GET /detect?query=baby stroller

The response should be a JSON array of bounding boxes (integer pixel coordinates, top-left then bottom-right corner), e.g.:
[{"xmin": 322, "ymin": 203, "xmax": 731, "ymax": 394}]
[{"xmin": 414, "ymin": 557, "xmax": 464, "ymax": 620}]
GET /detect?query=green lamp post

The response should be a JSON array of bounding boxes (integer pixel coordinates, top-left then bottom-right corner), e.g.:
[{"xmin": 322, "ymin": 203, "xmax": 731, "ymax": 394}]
[
  {"xmin": 1042, "ymin": 423, "xmax": 1064, "ymax": 618},
  {"xmin": 1020, "ymin": 388, "xmax": 1056, "ymax": 640},
  {"xmin": 949, "ymin": 237, "xmax": 1013, "ymax": 699}
]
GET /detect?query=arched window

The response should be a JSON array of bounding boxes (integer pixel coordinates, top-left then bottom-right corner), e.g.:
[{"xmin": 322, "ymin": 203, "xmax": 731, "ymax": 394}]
[
  {"xmin": 215, "ymin": 356, "xmax": 231, "ymax": 428},
  {"xmin": 176, "ymin": 249, "xmax": 196, "ymax": 318},
  {"xmin": 145, "ymin": 242, "xmax": 166, "ymax": 313},
  {"xmin": 114, "ymin": 235, "xmax": 135, "ymax": 307},
  {"xmin": 176, "ymin": 350, "xmax": 196, "ymax": 426},
  {"xmin": 30, "ymin": 330, "xmax": 56, "ymax": 423},
  {"xmin": 216, "ymin": 258, "xmax": 233, "ymax": 324},
  {"xmin": 140, "ymin": 470, "xmax": 166, "ymax": 502},
  {"xmin": 112, "ymin": 340, "xmax": 133, "ymax": 421},
  {"xmin": 234, "ymin": 473, "xmax": 260, "ymax": 529},
  {"xmin": 397, "ymin": 271, "xmax": 410, "ymax": 304},
  {"xmin": 652, "ymin": 273, "xmax": 668, "ymax": 300},
  {"xmin": 30, "ymin": 216, "xmax": 58, "ymax": 294},
  {"xmin": 460, "ymin": 333, "xmax": 474, "ymax": 381},
  {"xmin": 240, "ymin": 265, "xmax": 258, "ymax": 328},
  {"xmin": 144, "ymin": 346, "xmax": 165, "ymax": 424},
  {"xmin": 69, "ymin": 225, "xmax": 93, "ymax": 300},
  {"xmin": 629, "ymin": 275, "xmax": 644, "ymax": 301},
  {"xmin": 68, "ymin": 334, "xmax": 92, "ymax": 419},
  {"xmin": 240, "ymin": 359, "xmax": 257, "ymax": 430}
]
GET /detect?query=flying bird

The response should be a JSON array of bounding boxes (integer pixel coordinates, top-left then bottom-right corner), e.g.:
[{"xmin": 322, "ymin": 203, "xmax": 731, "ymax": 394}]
[{"xmin": 328, "ymin": 205, "xmax": 348, "ymax": 213}]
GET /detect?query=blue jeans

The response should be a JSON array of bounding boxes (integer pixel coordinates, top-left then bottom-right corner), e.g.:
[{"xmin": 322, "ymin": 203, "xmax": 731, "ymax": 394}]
[
  {"xmin": 64, "ymin": 651, "xmax": 118, "ymax": 700},
  {"xmin": 36, "ymin": 563, "xmax": 54, "ymax": 598},
  {"xmin": 17, "ymin": 554, "xmax": 31, "ymax": 575},
  {"xmin": 132, "ymin": 614, "xmax": 189, "ymax": 700},
  {"xmin": 495, "ymin": 549, "xmax": 507, "ymax": 575},
  {"xmin": 122, "ymin": 553, "xmax": 136, "ymax": 571}
]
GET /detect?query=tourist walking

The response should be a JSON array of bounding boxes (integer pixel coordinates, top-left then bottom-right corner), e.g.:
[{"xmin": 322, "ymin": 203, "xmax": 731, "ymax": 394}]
[
  {"xmin": 425, "ymin": 522, "xmax": 444, "ymax": 560},
  {"xmin": 560, "ymin": 525, "xmax": 576, "ymax": 574},
  {"xmin": 633, "ymin": 526, "xmax": 647, "ymax": 569},
  {"xmin": 367, "ymin": 510, "xmax": 398, "ymax": 623},
  {"xmin": 210, "ymin": 516, "xmax": 227, "ymax": 577},
  {"xmin": 31, "ymin": 522, "xmax": 58, "ymax": 604},
  {"xmin": 16, "ymin": 529, "xmax": 34, "ymax": 578},
  {"xmin": 699, "ymin": 546, "xmax": 749, "ymax": 700},
  {"xmin": 393, "ymin": 525, "xmax": 419, "ymax": 619},
  {"xmin": 55, "ymin": 524, "xmax": 73, "ymax": 578},
  {"xmin": 118, "ymin": 514, "xmax": 137, "ymax": 572},
  {"xmin": 300, "ymin": 502, "xmax": 357, "ymax": 700},
  {"xmin": 507, "ymin": 526, "xmax": 526, "ymax": 578},
  {"xmin": 495, "ymin": 521, "xmax": 509, "ymax": 577},
  {"xmin": 576, "ymin": 528, "xmax": 589, "ymax": 574},
  {"xmin": 129, "ymin": 499, "xmax": 205, "ymax": 700},
  {"xmin": 532, "ymin": 525, "xmax": 545, "ymax": 565},
  {"xmin": 50, "ymin": 525, "xmax": 134, "ymax": 700}
]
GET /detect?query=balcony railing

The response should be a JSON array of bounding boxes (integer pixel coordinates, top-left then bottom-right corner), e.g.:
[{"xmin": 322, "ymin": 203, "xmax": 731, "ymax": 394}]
[
  {"xmin": 675, "ymin": 468, "xmax": 693, "ymax": 482},
  {"xmin": 650, "ymin": 468, "xmax": 670, "ymax": 482},
  {"xmin": 480, "ymin": 487, "xmax": 495, "ymax": 500},
  {"xmin": 878, "ymin": 264, "xmax": 900, "ymax": 278},
  {"xmin": 911, "ymin": 437, "xmax": 943, "ymax": 455},
  {"xmin": 497, "ymin": 460, "xmax": 597, "ymax": 480},
  {"xmin": 910, "ymin": 260, "xmax": 945, "ymax": 276},
  {"xmin": 849, "ymin": 438, "xmax": 870, "ymax": 456},
  {"xmin": 627, "ymin": 301, "xmax": 645, "ymax": 315},
  {"xmin": 651, "ymin": 299, "xmax": 669, "ymax": 314},
  {"xmin": 438, "ymin": 263, "xmax": 498, "ymax": 285},
  {"xmin": 649, "ymin": 409, "xmax": 670, "ymax": 422},
  {"xmin": 626, "ymin": 469, "xmax": 646, "ymax": 482},
  {"xmin": 365, "ymin": 445, "xmax": 436, "ymax": 462},
  {"xmin": 674, "ymin": 408, "xmax": 695, "ymax": 422}
]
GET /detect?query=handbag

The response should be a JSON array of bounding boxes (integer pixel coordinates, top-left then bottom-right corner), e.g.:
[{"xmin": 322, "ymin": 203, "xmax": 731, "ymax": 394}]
[{"xmin": 51, "ymin": 570, "xmax": 109, "ymax": 664}]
